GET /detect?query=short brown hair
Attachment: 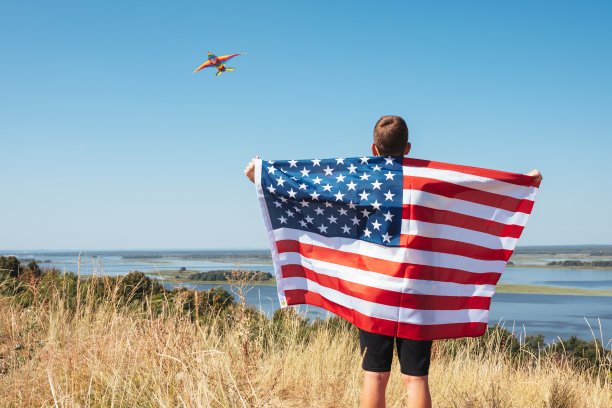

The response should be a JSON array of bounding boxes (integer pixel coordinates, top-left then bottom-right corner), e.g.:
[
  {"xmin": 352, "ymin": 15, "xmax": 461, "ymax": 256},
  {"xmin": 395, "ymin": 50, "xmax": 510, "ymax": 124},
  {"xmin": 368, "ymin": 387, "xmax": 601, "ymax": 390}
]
[{"xmin": 373, "ymin": 115, "xmax": 408, "ymax": 156}]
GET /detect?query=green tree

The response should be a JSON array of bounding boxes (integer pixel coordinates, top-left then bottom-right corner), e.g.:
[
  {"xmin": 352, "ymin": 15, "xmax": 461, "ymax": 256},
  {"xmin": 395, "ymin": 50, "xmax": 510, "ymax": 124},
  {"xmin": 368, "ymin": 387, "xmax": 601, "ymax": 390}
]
[
  {"xmin": 0, "ymin": 256, "xmax": 20, "ymax": 278},
  {"xmin": 27, "ymin": 260, "xmax": 42, "ymax": 277}
]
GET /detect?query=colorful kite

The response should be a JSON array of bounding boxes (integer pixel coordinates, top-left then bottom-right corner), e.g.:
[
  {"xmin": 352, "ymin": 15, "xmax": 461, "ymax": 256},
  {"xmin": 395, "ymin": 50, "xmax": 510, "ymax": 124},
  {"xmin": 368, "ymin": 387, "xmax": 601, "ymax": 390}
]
[{"xmin": 193, "ymin": 52, "xmax": 244, "ymax": 77}]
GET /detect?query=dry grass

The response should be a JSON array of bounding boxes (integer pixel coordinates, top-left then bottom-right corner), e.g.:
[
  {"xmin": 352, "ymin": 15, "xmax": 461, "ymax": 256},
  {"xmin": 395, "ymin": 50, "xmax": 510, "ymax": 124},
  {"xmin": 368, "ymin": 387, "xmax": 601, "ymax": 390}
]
[{"xmin": 0, "ymin": 274, "xmax": 610, "ymax": 408}]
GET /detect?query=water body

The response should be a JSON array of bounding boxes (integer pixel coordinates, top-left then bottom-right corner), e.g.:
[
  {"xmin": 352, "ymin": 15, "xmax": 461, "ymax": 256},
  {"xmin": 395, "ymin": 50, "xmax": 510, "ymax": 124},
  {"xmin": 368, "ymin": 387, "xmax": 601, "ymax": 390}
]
[
  {"xmin": 499, "ymin": 267, "xmax": 612, "ymax": 290},
  {"xmin": 3, "ymin": 251, "xmax": 611, "ymax": 345},
  {"xmin": 1, "ymin": 251, "xmax": 274, "ymax": 278}
]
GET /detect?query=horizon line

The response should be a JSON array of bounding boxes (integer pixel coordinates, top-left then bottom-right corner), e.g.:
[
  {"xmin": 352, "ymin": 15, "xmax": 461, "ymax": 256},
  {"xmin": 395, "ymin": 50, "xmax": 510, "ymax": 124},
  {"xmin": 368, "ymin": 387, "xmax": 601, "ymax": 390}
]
[{"xmin": 2, "ymin": 244, "xmax": 612, "ymax": 253}]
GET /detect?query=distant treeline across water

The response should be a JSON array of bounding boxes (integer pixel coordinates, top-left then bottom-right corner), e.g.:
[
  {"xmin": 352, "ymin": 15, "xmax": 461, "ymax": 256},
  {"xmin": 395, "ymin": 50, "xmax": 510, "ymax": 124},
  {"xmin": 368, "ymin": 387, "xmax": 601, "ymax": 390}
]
[
  {"xmin": 186, "ymin": 269, "xmax": 273, "ymax": 282},
  {"xmin": 547, "ymin": 260, "xmax": 612, "ymax": 267}
]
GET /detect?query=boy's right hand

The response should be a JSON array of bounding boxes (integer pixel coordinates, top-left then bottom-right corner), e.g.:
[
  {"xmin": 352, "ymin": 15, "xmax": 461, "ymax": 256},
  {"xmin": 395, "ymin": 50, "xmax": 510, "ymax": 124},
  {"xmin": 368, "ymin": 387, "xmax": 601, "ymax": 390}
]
[
  {"xmin": 244, "ymin": 156, "xmax": 259, "ymax": 183},
  {"xmin": 526, "ymin": 169, "xmax": 543, "ymax": 183}
]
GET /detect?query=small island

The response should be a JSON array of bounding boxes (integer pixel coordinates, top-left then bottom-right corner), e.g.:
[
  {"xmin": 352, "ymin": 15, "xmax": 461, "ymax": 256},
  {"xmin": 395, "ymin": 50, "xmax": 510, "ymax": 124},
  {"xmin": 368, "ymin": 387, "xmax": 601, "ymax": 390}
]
[{"xmin": 155, "ymin": 268, "xmax": 276, "ymax": 285}]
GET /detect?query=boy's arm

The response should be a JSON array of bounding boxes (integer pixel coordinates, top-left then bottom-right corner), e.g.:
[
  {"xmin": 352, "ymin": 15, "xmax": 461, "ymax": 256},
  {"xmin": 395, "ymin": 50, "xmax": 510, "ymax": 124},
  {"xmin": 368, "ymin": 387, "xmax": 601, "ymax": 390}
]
[
  {"xmin": 244, "ymin": 156, "xmax": 259, "ymax": 183},
  {"xmin": 526, "ymin": 169, "xmax": 543, "ymax": 183}
]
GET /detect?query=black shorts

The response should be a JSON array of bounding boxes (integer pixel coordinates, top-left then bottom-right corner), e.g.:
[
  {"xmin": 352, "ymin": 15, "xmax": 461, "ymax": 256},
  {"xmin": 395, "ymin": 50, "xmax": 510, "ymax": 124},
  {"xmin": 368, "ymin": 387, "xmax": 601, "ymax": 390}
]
[{"xmin": 359, "ymin": 329, "xmax": 433, "ymax": 376}]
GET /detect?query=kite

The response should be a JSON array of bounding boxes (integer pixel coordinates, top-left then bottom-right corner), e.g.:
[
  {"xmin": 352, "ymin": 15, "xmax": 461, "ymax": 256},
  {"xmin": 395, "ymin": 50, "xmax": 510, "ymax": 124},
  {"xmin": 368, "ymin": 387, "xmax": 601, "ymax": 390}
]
[
  {"xmin": 193, "ymin": 52, "xmax": 244, "ymax": 77},
  {"xmin": 254, "ymin": 156, "xmax": 540, "ymax": 340}
]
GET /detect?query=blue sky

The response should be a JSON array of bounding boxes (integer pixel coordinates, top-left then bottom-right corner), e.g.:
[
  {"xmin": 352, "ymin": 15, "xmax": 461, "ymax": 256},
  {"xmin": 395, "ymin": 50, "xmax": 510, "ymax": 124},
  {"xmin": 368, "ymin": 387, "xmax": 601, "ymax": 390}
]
[{"xmin": 1, "ymin": 1, "xmax": 611, "ymax": 250}]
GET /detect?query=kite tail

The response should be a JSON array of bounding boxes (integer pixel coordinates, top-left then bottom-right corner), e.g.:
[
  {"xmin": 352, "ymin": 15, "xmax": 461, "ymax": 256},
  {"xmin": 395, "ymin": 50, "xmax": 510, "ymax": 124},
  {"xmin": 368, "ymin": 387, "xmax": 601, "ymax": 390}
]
[
  {"xmin": 225, "ymin": 67, "xmax": 235, "ymax": 71},
  {"xmin": 215, "ymin": 70, "xmax": 223, "ymax": 76}
]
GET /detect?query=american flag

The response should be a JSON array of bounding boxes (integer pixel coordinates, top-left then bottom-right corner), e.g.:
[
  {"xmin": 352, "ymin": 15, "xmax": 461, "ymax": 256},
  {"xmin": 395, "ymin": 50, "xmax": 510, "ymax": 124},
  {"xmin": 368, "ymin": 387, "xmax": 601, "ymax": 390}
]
[{"xmin": 254, "ymin": 156, "xmax": 540, "ymax": 340}]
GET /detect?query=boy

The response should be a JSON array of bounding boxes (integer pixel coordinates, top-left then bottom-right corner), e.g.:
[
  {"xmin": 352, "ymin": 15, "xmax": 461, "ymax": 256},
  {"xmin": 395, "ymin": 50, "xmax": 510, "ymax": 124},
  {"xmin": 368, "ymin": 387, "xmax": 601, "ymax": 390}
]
[{"xmin": 244, "ymin": 116, "xmax": 542, "ymax": 408}]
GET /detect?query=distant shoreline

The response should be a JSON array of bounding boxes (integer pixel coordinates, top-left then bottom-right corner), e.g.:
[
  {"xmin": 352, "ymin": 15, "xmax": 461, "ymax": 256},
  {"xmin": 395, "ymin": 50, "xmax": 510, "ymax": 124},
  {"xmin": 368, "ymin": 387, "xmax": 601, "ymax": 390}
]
[
  {"xmin": 495, "ymin": 283, "xmax": 612, "ymax": 296},
  {"xmin": 145, "ymin": 276, "xmax": 612, "ymax": 297},
  {"xmin": 506, "ymin": 264, "xmax": 612, "ymax": 270}
]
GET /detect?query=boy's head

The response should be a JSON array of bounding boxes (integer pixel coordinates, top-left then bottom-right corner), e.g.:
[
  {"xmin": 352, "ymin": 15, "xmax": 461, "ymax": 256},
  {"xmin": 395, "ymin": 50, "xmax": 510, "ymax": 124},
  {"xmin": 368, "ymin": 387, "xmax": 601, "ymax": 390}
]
[{"xmin": 372, "ymin": 115, "xmax": 411, "ymax": 157}]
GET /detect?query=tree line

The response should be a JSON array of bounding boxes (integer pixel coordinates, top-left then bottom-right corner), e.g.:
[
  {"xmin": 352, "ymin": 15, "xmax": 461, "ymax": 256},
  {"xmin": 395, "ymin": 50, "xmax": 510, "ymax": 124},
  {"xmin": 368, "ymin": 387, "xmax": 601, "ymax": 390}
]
[
  {"xmin": 187, "ymin": 269, "xmax": 273, "ymax": 282},
  {"xmin": 547, "ymin": 260, "xmax": 612, "ymax": 267}
]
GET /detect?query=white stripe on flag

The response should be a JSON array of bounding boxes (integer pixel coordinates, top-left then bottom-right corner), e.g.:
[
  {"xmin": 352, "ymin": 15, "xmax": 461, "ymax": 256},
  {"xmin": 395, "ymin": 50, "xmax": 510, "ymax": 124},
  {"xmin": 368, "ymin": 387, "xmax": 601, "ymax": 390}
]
[
  {"xmin": 400, "ymin": 219, "xmax": 519, "ymax": 250},
  {"xmin": 403, "ymin": 189, "xmax": 531, "ymax": 226}
]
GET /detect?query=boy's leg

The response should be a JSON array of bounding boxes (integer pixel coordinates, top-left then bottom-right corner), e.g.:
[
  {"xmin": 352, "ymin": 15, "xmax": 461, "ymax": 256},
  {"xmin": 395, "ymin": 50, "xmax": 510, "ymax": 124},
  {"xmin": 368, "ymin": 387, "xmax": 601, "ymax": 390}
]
[
  {"xmin": 359, "ymin": 329, "xmax": 394, "ymax": 408},
  {"xmin": 362, "ymin": 371, "xmax": 390, "ymax": 408},
  {"xmin": 401, "ymin": 374, "xmax": 431, "ymax": 408},
  {"xmin": 396, "ymin": 338, "xmax": 433, "ymax": 408}
]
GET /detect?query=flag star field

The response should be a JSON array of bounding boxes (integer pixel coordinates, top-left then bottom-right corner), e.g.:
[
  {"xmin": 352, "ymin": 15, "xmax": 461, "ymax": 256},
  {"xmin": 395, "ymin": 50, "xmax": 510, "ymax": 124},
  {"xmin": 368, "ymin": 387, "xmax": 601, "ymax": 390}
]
[{"xmin": 262, "ymin": 156, "xmax": 403, "ymax": 246}]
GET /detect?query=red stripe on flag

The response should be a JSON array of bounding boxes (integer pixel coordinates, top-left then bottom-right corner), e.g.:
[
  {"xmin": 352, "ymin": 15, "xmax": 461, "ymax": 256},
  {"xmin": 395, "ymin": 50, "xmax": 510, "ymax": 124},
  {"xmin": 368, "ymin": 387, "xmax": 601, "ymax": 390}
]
[
  {"xmin": 404, "ymin": 176, "xmax": 534, "ymax": 214},
  {"xmin": 402, "ymin": 205, "xmax": 525, "ymax": 239},
  {"xmin": 284, "ymin": 289, "xmax": 489, "ymax": 340},
  {"xmin": 277, "ymin": 240, "xmax": 502, "ymax": 285},
  {"xmin": 281, "ymin": 264, "xmax": 492, "ymax": 310},
  {"xmin": 399, "ymin": 235, "xmax": 512, "ymax": 261},
  {"xmin": 403, "ymin": 158, "xmax": 540, "ymax": 188}
]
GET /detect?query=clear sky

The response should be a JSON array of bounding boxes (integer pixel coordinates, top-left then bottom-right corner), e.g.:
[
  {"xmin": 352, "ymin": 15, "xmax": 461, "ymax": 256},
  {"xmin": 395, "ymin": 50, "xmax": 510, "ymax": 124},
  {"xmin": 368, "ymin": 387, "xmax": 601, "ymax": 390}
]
[{"xmin": 1, "ymin": 1, "xmax": 611, "ymax": 250}]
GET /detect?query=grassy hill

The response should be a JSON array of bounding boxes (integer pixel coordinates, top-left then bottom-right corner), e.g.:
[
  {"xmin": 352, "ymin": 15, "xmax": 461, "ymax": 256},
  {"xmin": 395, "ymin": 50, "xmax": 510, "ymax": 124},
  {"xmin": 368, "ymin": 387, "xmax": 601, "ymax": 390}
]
[{"xmin": 0, "ymin": 266, "xmax": 610, "ymax": 407}]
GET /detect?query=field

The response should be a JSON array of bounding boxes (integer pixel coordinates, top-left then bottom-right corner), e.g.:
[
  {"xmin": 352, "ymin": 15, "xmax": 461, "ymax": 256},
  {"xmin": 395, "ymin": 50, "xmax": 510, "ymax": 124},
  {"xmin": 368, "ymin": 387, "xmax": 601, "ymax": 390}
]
[{"xmin": 1, "ymin": 271, "xmax": 611, "ymax": 408}]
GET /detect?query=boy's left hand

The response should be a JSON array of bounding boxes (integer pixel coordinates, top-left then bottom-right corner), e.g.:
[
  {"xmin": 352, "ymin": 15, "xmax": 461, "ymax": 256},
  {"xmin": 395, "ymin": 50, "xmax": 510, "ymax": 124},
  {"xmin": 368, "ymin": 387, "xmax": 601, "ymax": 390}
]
[{"xmin": 244, "ymin": 156, "xmax": 259, "ymax": 183}]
